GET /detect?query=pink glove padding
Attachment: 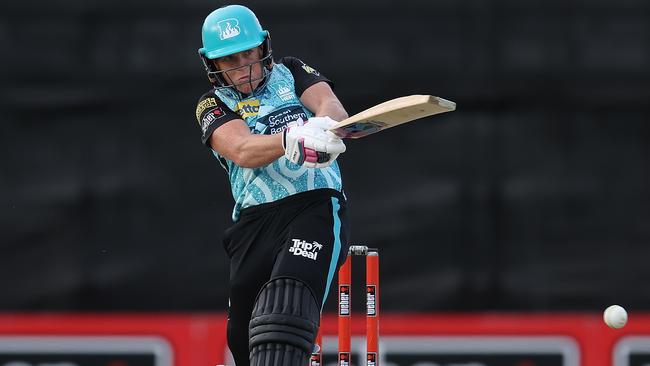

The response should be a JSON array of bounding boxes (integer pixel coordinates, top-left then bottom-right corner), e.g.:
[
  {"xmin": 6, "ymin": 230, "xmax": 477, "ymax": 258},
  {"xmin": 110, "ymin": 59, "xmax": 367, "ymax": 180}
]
[{"xmin": 282, "ymin": 117, "xmax": 346, "ymax": 168}]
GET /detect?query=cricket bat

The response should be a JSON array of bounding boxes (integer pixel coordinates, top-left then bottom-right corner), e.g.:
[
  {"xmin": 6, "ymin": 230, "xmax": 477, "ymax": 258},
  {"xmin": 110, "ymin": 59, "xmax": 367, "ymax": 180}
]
[{"xmin": 329, "ymin": 95, "xmax": 456, "ymax": 139}]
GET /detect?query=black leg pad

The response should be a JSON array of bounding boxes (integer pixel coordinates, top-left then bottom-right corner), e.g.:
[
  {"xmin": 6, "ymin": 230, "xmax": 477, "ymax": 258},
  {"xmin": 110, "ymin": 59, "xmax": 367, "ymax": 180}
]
[{"xmin": 249, "ymin": 278, "xmax": 320, "ymax": 365}]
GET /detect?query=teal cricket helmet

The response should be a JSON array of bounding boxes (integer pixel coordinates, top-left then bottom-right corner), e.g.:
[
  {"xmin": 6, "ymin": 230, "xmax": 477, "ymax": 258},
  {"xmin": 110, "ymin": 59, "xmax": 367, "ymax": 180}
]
[
  {"xmin": 199, "ymin": 5, "xmax": 269, "ymax": 60},
  {"xmin": 198, "ymin": 5, "xmax": 273, "ymax": 91}
]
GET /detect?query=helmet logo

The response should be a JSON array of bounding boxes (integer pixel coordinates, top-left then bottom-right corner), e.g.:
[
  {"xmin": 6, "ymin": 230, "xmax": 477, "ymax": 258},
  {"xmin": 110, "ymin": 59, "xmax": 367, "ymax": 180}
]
[{"xmin": 217, "ymin": 18, "xmax": 241, "ymax": 40}]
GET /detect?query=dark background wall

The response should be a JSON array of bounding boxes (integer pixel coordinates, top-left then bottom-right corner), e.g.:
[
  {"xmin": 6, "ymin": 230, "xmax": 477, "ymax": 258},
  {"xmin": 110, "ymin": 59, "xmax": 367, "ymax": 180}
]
[{"xmin": 1, "ymin": 0, "xmax": 649, "ymax": 312}]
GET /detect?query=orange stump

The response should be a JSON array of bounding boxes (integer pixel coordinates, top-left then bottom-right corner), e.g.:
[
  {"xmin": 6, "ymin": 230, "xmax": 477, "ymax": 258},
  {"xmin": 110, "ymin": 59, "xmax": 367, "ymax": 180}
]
[
  {"xmin": 338, "ymin": 255, "xmax": 352, "ymax": 366},
  {"xmin": 337, "ymin": 246, "xmax": 379, "ymax": 366},
  {"xmin": 366, "ymin": 252, "xmax": 379, "ymax": 366}
]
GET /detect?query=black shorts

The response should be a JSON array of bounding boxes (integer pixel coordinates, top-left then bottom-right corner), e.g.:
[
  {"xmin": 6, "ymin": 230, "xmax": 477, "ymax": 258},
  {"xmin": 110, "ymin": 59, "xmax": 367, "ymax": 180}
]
[{"xmin": 222, "ymin": 188, "xmax": 350, "ymax": 365}]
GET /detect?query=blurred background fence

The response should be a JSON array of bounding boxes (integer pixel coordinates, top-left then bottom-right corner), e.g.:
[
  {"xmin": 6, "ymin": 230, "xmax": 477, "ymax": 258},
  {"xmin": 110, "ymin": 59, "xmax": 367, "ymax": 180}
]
[{"xmin": 1, "ymin": 0, "xmax": 649, "ymax": 313}]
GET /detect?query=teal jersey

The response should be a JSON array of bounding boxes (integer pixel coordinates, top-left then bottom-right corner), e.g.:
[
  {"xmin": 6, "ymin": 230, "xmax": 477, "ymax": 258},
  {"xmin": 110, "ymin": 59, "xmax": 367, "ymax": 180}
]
[{"xmin": 195, "ymin": 57, "xmax": 344, "ymax": 221}]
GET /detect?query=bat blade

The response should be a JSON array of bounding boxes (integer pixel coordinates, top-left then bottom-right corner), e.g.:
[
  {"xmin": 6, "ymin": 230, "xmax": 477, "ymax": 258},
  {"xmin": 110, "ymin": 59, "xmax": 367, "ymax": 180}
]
[{"xmin": 330, "ymin": 95, "xmax": 456, "ymax": 139}]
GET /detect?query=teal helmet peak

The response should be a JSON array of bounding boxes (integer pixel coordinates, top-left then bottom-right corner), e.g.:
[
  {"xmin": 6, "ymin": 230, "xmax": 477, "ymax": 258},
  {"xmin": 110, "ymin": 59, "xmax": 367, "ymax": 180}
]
[{"xmin": 199, "ymin": 5, "xmax": 269, "ymax": 60}]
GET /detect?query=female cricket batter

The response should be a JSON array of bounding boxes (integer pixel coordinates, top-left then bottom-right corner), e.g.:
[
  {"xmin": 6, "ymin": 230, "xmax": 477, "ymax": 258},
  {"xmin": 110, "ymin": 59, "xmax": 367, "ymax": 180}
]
[{"xmin": 195, "ymin": 5, "xmax": 351, "ymax": 366}]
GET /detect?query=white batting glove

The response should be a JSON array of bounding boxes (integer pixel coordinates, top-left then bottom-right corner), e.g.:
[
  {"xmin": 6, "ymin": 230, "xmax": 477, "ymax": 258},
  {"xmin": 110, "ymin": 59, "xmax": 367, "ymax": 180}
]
[
  {"xmin": 282, "ymin": 117, "xmax": 346, "ymax": 168},
  {"xmin": 304, "ymin": 116, "xmax": 339, "ymax": 130},
  {"xmin": 304, "ymin": 116, "xmax": 346, "ymax": 166}
]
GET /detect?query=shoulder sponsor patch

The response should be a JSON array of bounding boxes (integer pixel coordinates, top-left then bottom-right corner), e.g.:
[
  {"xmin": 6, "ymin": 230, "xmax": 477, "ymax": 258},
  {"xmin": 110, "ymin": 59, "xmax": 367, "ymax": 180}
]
[
  {"xmin": 200, "ymin": 106, "xmax": 225, "ymax": 133},
  {"xmin": 236, "ymin": 99, "xmax": 260, "ymax": 119},
  {"xmin": 301, "ymin": 63, "xmax": 321, "ymax": 76},
  {"xmin": 196, "ymin": 97, "xmax": 218, "ymax": 121}
]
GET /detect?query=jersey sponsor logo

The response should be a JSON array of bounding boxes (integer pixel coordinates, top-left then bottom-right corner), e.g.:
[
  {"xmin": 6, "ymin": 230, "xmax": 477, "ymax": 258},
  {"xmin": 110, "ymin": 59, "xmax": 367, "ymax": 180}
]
[
  {"xmin": 236, "ymin": 99, "xmax": 260, "ymax": 118},
  {"xmin": 271, "ymin": 81, "xmax": 294, "ymax": 102},
  {"xmin": 195, "ymin": 97, "xmax": 218, "ymax": 121},
  {"xmin": 200, "ymin": 106, "xmax": 225, "ymax": 133},
  {"xmin": 301, "ymin": 62, "xmax": 321, "ymax": 76},
  {"xmin": 288, "ymin": 239, "xmax": 322, "ymax": 260},
  {"xmin": 256, "ymin": 106, "xmax": 307, "ymax": 135},
  {"xmin": 217, "ymin": 18, "xmax": 240, "ymax": 40}
]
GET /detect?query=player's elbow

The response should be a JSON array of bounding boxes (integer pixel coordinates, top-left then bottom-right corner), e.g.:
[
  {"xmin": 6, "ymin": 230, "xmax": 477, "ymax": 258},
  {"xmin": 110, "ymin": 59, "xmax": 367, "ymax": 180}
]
[
  {"xmin": 231, "ymin": 151, "xmax": 257, "ymax": 168},
  {"xmin": 227, "ymin": 145, "xmax": 250, "ymax": 167},
  {"xmin": 230, "ymin": 144, "xmax": 264, "ymax": 168},
  {"xmin": 216, "ymin": 135, "xmax": 257, "ymax": 168}
]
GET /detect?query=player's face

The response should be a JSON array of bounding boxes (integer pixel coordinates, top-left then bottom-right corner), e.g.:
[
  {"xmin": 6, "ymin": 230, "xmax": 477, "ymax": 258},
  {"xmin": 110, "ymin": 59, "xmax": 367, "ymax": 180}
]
[{"xmin": 214, "ymin": 47, "xmax": 264, "ymax": 94}]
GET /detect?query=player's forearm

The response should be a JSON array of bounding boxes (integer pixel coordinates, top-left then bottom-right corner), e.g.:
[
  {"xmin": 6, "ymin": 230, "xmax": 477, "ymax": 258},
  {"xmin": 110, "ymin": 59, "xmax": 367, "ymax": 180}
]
[
  {"xmin": 231, "ymin": 133, "xmax": 284, "ymax": 168},
  {"xmin": 315, "ymin": 99, "xmax": 348, "ymax": 122}
]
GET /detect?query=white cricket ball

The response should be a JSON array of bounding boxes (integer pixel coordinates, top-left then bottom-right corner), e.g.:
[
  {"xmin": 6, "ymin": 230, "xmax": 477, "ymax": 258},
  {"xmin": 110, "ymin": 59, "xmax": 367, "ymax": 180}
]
[{"xmin": 604, "ymin": 305, "xmax": 628, "ymax": 329}]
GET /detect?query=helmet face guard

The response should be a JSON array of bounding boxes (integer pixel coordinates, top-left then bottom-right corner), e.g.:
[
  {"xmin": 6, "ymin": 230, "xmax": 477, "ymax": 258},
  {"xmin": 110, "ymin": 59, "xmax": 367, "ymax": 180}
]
[
  {"xmin": 198, "ymin": 5, "xmax": 273, "ymax": 97},
  {"xmin": 199, "ymin": 36, "xmax": 273, "ymax": 93}
]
